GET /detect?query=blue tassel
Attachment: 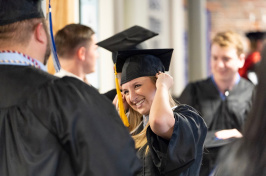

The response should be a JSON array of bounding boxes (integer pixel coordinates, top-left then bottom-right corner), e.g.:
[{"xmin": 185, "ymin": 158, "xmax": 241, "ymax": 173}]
[{"xmin": 48, "ymin": 0, "xmax": 61, "ymax": 72}]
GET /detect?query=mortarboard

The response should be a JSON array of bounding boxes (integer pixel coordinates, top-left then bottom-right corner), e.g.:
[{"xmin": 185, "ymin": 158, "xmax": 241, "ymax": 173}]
[
  {"xmin": 116, "ymin": 49, "xmax": 174, "ymax": 85},
  {"xmin": 96, "ymin": 26, "xmax": 158, "ymax": 127},
  {"xmin": 0, "ymin": 0, "xmax": 44, "ymax": 26},
  {"xmin": 245, "ymin": 31, "xmax": 266, "ymax": 41},
  {"xmin": 97, "ymin": 25, "xmax": 158, "ymax": 63}
]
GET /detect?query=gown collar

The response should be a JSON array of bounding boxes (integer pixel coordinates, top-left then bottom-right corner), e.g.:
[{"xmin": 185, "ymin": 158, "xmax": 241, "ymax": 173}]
[
  {"xmin": 55, "ymin": 68, "xmax": 90, "ymax": 85},
  {"xmin": 0, "ymin": 50, "xmax": 46, "ymax": 71},
  {"xmin": 210, "ymin": 74, "xmax": 240, "ymax": 100}
]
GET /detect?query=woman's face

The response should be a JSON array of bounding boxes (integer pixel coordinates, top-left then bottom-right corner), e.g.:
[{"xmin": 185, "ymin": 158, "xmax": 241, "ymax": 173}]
[{"xmin": 122, "ymin": 77, "xmax": 156, "ymax": 116}]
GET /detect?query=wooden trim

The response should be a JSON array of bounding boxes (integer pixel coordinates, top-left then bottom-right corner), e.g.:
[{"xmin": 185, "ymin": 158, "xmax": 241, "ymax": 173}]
[{"xmin": 46, "ymin": 0, "xmax": 75, "ymax": 74}]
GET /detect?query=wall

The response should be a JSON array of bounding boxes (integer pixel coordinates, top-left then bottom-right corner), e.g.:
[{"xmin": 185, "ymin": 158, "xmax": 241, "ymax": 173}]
[
  {"xmin": 45, "ymin": 0, "xmax": 115, "ymax": 93},
  {"xmin": 45, "ymin": 0, "xmax": 78, "ymax": 74},
  {"xmin": 43, "ymin": 0, "xmax": 266, "ymax": 96},
  {"xmin": 97, "ymin": 0, "xmax": 116, "ymax": 93},
  {"xmin": 206, "ymin": 0, "xmax": 266, "ymax": 38}
]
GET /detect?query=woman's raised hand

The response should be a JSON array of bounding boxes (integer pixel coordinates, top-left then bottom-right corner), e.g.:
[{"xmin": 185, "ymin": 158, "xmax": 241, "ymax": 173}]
[{"xmin": 155, "ymin": 71, "xmax": 173, "ymax": 90}]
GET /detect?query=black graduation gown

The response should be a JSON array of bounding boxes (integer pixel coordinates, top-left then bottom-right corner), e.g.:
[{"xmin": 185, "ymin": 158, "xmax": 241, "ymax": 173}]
[
  {"xmin": 103, "ymin": 88, "xmax": 117, "ymax": 101},
  {"xmin": 214, "ymin": 139, "xmax": 266, "ymax": 176},
  {"xmin": 134, "ymin": 105, "xmax": 207, "ymax": 176},
  {"xmin": 0, "ymin": 65, "xmax": 141, "ymax": 176},
  {"xmin": 178, "ymin": 77, "xmax": 254, "ymax": 176}
]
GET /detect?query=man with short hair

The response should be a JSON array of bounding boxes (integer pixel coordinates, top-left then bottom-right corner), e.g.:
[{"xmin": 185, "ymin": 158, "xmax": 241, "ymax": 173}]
[
  {"xmin": 54, "ymin": 24, "xmax": 98, "ymax": 84},
  {"xmin": 178, "ymin": 31, "xmax": 255, "ymax": 176},
  {"xmin": 0, "ymin": 0, "xmax": 141, "ymax": 175}
]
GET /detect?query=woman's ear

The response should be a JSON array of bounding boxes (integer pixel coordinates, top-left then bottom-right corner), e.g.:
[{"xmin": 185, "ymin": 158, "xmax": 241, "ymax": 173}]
[{"xmin": 77, "ymin": 46, "xmax": 86, "ymax": 61}]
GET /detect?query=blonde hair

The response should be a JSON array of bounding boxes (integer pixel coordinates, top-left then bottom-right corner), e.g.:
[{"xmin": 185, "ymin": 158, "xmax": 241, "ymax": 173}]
[
  {"xmin": 128, "ymin": 76, "xmax": 177, "ymax": 154},
  {"xmin": 212, "ymin": 31, "xmax": 244, "ymax": 57}
]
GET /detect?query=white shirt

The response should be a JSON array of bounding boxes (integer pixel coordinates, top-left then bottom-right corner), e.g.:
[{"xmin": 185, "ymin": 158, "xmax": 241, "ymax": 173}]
[{"xmin": 54, "ymin": 69, "xmax": 90, "ymax": 84}]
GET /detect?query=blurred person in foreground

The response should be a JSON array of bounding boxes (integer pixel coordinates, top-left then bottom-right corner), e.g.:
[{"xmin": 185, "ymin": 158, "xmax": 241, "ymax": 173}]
[
  {"xmin": 214, "ymin": 43, "xmax": 266, "ymax": 176},
  {"xmin": 116, "ymin": 49, "xmax": 207, "ymax": 175},
  {"xmin": 54, "ymin": 24, "xmax": 98, "ymax": 85},
  {"xmin": 0, "ymin": 0, "xmax": 140, "ymax": 175},
  {"xmin": 178, "ymin": 31, "xmax": 255, "ymax": 176}
]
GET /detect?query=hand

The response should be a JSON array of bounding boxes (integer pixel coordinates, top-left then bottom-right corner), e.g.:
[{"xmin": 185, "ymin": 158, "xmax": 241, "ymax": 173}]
[
  {"xmin": 122, "ymin": 93, "xmax": 129, "ymax": 112},
  {"xmin": 155, "ymin": 71, "xmax": 173, "ymax": 90},
  {"xmin": 112, "ymin": 94, "xmax": 129, "ymax": 113},
  {"xmin": 215, "ymin": 129, "xmax": 243, "ymax": 139}
]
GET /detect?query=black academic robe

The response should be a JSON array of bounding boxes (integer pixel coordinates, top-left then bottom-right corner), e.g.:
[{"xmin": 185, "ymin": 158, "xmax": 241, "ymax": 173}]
[
  {"xmin": 178, "ymin": 77, "xmax": 255, "ymax": 176},
  {"xmin": 134, "ymin": 105, "xmax": 207, "ymax": 176},
  {"xmin": 103, "ymin": 88, "xmax": 117, "ymax": 101},
  {"xmin": 0, "ymin": 65, "xmax": 141, "ymax": 176},
  {"xmin": 214, "ymin": 139, "xmax": 266, "ymax": 176}
]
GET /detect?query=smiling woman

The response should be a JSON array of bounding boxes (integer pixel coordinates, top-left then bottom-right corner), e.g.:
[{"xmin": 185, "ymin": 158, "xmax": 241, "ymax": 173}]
[
  {"xmin": 122, "ymin": 77, "xmax": 156, "ymax": 116},
  {"xmin": 116, "ymin": 48, "xmax": 207, "ymax": 176}
]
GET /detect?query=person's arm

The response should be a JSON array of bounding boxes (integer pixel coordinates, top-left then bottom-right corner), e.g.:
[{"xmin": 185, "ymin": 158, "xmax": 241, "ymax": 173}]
[
  {"xmin": 215, "ymin": 129, "xmax": 243, "ymax": 139},
  {"xmin": 147, "ymin": 104, "xmax": 207, "ymax": 175},
  {"xmin": 149, "ymin": 72, "xmax": 175, "ymax": 139}
]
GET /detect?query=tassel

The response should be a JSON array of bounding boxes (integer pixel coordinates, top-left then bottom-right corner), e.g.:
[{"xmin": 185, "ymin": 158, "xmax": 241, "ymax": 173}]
[
  {"xmin": 48, "ymin": 0, "xmax": 61, "ymax": 72},
  {"xmin": 114, "ymin": 64, "xmax": 129, "ymax": 127}
]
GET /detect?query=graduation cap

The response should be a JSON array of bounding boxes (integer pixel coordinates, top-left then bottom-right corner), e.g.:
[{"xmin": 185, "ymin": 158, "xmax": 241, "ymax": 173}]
[
  {"xmin": 0, "ymin": 0, "xmax": 44, "ymax": 26},
  {"xmin": 96, "ymin": 26, "xmax": 158, "ymax": 127},
  {"xmin": 116, "ymin": 49, "xmax": 173, "ymax": 85},
  {"xmin": 245, "ymin": 31, "xmax": 266, "ymax": 41},
  {"xmin": 97, "ymin": 25, "xmax": 158, "ymax": 63}
]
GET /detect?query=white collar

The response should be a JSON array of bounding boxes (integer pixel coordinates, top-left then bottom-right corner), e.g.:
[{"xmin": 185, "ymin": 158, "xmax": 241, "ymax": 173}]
[{"xmin": 54, "ymin": 69, "xmax": 90, "ymax": 85}]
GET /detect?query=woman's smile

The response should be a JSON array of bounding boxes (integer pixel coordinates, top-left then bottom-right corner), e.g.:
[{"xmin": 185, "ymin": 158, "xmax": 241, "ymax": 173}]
[
  {"xmin": 135, "ymin": 98, "xmax": 145, "ymax": 108},
  {"xmin": 122, "ymin": 77, "xmax": 156, "ymax": 115}
]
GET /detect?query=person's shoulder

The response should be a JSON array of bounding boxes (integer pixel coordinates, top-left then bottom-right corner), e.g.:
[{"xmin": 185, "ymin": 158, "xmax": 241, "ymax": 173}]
[
  {"xmin": 173, "ymin": 104, "xmax": 202, "ymax": 119},
  {"xmin": 31, "ymin": 69, "xmax": 92, "ymax": 95},
  {"xmin": 31, "ymin": 75, "xmax": 115, "ymax": 119},
  {"xmin": 173, "ymin": 104, "xmax": 208, "ymax": 132},
  {"xmin": 49, "ymin": 76, "xmax": 100, "ymax": 97},
  {"xmin": 22, "ymin": 65, "xmax": 59, "ymax": 83},
  {"xmin": 233, "ymin": 77, "xmax": 255, "ymax": 96},
  {"xmin": 183, "ymin": 77, "xmax": 212, "ymax": 92},
  {"xmin": 0, "ymin": 65, "xmax": 61, "ymax": 107},
  {"xmin": 103, "ymin": 89, "xmax": 117, "ymax": 101},
  {"xmin": 195, "ymin": 77, "xmax": 212, "ymax": 85},
  {"xmin": 0, "ymin": 65, "xmax": 59, "ymax": 93},
  {"xmin": 187, "ymin": 77, "xmax": 211, "ymax": 86},
  {"xmin": 21, "ymin": 70, "xmax": 100, "ymax": 105},
  {"xmin": 174, "ymin": 104, "xmax": 197, "ymax": 112},
  {"xmin": 239, "ymin": 77, "xmax": 255, "ymax": 88},
  {"xmin": 178, "ymin": 77, "xmax": 212, "ymax": 103}
]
